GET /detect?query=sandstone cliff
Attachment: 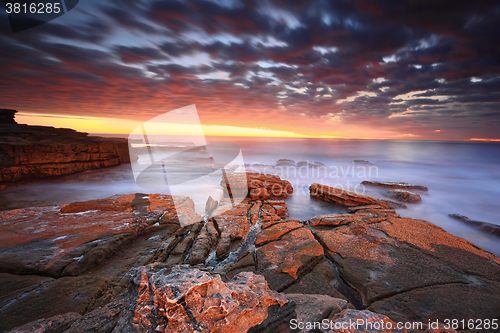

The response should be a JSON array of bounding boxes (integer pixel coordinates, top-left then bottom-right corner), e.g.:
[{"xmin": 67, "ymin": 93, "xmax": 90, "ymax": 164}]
[{"xmin": 0, "ymin": 109, "xmax": 132, "ymax": 190}]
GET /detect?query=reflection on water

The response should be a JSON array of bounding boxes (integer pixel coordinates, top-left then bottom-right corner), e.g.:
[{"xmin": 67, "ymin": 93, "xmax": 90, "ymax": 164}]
[{"xmin": 1, "ymin": 138, "xmax": 499, "ymax": 256}]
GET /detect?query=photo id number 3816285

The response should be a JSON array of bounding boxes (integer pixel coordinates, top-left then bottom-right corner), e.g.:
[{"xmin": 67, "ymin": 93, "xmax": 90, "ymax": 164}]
[{"xmin": 5, "ymin": 2, "xmax": 61, "ymax": 14}]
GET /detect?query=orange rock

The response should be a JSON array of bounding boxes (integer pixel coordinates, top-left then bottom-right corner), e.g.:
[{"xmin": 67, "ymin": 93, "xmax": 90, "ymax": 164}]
[
  {"xmin": 0, "ymin": 194, "xmax": 198, "ymax": 277},
  {"xmin": 257, "ymin": 227, "xmax": 324, "ymax": 280},
  {"xmin": 310, "ymin": 183, "xmax": 402, "ymax": 208},
  {"xmin": 124, "ymin": 265, "xmax": 295, "ymax": 333},
  {"xmin": 314, "ymin": 216, "xmax": 500, "ymax": 324},
  {"xmin": 0, "ymin": 120, "xmax": 132, "ymax": 189},
  {"xmin": 255, "ymin": 221, "xmax": 303, "ymax": 246},
  {"xmin": 222, "ymin": 172, "xmax": 293, "ymax": 200}
]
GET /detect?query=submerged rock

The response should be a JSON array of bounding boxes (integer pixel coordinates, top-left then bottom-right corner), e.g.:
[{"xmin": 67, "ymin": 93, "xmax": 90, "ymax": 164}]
[
  {"xmin": 352, "ymin": 160, "xmax": 372, "ymax": 165},
  {"xmin": 297, "ymin": 160, "xmax": 326, "ymax": 168},
  {"xmin": 361, "ymin": 181, "xmax": 428, "ymax": 191},
  {"xmin": 449, "ymin": 213, "xmax": 500, "ymax": 237},
  {"xmin": 275, "ymin": 159, "xmax": 296, "ymax": 167},
  {"xmin": 386, "ymin": 189, "xmax": 422, "ymax": 203}
]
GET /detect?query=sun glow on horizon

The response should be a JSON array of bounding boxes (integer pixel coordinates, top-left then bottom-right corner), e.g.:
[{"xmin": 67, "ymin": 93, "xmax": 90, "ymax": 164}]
[
  {"xmin": 16, "ymin": 112, "xmax": 487, "ymax": 141},
  {"xmin": 469, "ymin": 138, "xmax": 500, "ymax": 142},
  {"xmin": 16, "ymin": 113, "xmax": 310, "ymax": 138}
]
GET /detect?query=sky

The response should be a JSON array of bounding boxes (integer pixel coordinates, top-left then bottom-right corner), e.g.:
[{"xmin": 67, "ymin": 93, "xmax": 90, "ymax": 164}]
[{"xmin": 1, "ymin": 0, "xmax": 499, "ymax": 140}]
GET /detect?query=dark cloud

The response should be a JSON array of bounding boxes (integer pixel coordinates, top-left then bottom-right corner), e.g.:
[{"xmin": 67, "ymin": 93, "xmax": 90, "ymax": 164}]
[{"xmin": 0, "ymin": 0, "xmax": 499, "ymax": 139}]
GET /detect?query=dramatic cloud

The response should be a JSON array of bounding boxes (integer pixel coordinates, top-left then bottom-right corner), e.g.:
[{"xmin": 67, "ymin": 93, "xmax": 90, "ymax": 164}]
[{"xmin": 0, "ymin": 0, "xmax": 499, "ymax": 139}]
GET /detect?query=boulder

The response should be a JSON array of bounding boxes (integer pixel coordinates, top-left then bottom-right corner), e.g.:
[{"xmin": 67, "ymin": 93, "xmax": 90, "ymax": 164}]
[
  {"xmin": 282, "ymin": 259, "xmax": 347, "ymax": 300},
  {"xmin": 449, "ymin": 213, "xmax": 500, "ymax": 237},
  {"xmin": 221, "ymin": 172, "xmax": 293, "ymax": 200},
  {"xmin": 255, "ymin": 221, "xmax": 303, "ymax": 246},
  {"xmin": 309, "ymin": 183, "xmax": 406, "ymax": 208},
  {"xmin": 361, "ymin": 181, "xmax": 428, "ymax": 191},
  {"xmin": 387, "ymin": 189, "xmax": 422, "ymax": 203}
]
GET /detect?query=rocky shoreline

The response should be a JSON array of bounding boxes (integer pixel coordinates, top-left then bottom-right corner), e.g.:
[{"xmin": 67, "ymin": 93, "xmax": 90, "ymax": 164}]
[
  {"xmin": 1, "ymin": 170, "xmax": 499, "ymax": 332},
  {"xmin": 0, "ymin": 109, "xmax": 132, "ymax": 190}
]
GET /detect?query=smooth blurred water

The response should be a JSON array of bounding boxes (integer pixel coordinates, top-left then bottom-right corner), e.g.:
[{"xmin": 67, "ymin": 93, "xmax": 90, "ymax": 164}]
[
  {"xmin": 1, "ymin": 137, "xmax": 499, "ymax": 256},
  {"xmin": 218, "ymin": 137, "xmax": 500, "ymax": 256}
]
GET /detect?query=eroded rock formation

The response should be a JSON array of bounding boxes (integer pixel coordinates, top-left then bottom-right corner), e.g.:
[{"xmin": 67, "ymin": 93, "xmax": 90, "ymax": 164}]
[
  {"xmin": 2, "ymin": 175, "xmax": 499, "ymax": 332},
  {"xmin": 0, "ymin": 110, "xmax": 133, "ymax": 190}
]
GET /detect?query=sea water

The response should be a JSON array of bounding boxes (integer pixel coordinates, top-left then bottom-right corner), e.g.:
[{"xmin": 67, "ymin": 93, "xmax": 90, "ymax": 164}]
[{"xmin": 1, "ymin": 137, "xmax": 499, "ymax": 256}]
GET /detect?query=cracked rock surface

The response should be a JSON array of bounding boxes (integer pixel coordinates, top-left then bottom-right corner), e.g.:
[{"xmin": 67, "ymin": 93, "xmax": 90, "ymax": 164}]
[{"xmin": 1, "ymin": 173, "xmax": 499, "ymax": 332}]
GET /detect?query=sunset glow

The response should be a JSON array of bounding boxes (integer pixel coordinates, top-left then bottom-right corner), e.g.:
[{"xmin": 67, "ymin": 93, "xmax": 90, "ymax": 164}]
[{"xmin": 1, "ymin": 1, "xmax": 499, "ymax": 141}]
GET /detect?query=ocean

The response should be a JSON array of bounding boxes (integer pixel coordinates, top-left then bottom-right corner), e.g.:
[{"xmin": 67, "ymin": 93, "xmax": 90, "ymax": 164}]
[{"xmin": 2, "ymin": 137, "xmax": 499, "ymax": 256}]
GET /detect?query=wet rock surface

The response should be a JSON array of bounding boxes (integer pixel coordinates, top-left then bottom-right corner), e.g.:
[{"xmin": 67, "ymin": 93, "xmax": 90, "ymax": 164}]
[
  {"xmin": 2, "ymin": 176, "xmax": 500, "ymax": 332},
  {"xmin": 0, "ymin": 193, "xmax": 200, "ymax": 278}
]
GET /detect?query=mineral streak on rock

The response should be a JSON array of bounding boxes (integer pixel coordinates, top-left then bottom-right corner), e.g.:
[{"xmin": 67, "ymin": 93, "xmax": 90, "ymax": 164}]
[{"xmin": 361, "ymin": 181, "xmax": 429, "ymax": 191}]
